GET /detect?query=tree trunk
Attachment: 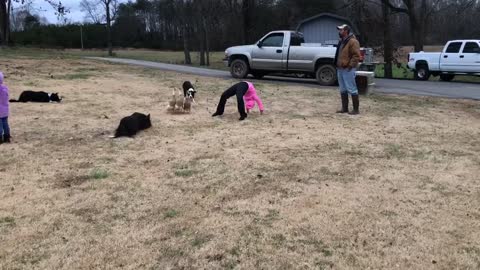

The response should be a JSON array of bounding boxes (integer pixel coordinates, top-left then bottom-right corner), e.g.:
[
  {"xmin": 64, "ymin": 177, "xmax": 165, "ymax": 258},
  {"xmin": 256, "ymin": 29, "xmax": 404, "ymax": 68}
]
[
  {"xmin": 199, "ymin": 18, "xmax": 206, "ymax": 66},
  {"xmin": 241, "ymin": 0, "xmax": 254, "ymax": 44},
  {"xmin": 162, "ymin": 21, "xmax": 167, "ymax": 41},
  {"xmin": 199, "ymin": 29, "xmax": 205, "ymax": 66},
  {"xmin": 0, "ymin": 0, "xmax": 7, "ymax": 45},
  {"xmin": 418, "ymin": 0, "xmax": 427, "ymax": 49},
  {"xmin": 205, "ymin": 26, "xmax": 210, "ymax": 66},
  {"xmin": 106, "ymin": 0, "xmax": 113, "ymax": 56},
  {"xmin": 5, "ymin": 0, "xmax": 11, "ymax": 44},
  {"xmin": 182, "ymin": 25, "xmax": 191, "ymax": 65},
  {"xmin": 382, "ymin": 0, "xmax": 393, "ymax": 78},
  {"xmin": 402, "ymin": 0, "xmax": 423, "ymax": 52},
  {"xmin": 412, "ymin": 28, "xmax": 423, "ymax": 52}
]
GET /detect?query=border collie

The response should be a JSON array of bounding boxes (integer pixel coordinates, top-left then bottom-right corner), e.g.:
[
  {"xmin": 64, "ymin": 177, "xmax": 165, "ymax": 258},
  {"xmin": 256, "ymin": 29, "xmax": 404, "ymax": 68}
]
[{"xmin": 10, "ymin": 91, "xmax": 62, "ymax": 103}]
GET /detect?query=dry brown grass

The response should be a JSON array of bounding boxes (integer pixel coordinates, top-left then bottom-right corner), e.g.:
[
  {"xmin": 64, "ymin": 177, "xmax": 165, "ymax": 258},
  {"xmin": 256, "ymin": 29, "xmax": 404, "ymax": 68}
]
[{"xmin": 0, "ymin": 58, "xmax": 479, "ymax": 270}]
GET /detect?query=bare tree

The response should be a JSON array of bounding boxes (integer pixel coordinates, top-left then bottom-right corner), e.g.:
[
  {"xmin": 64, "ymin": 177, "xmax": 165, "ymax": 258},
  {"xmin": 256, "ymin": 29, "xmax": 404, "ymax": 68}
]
[
  {"xmin": 383, "ymin": 0, "xmax": 448, "ymax": 52},
  {"xmin": 241, "ymin": 0, "xmax": 255, "ymax": 44},
  {"xmin": 1, "ymin": 0, "xmax": 67, "ymax": 45},
  {"xmin": 100, "ymin": 0, "xmax": 118, "ymax": 56},
  {"xmin": 10, "ymin": 8, "xmax": 27, "ymax": 31},
  {"xmin": 173, "ymin": 0, "xmax": 192, "ymax": 65},
  {"xmin": 80, "ymin": 0, "xmax": 103, "ymax": 23},
  {"xmin": 79, "ymin": 0, "xmax": 117, "ymax": 55},
  {"xmin": 382, "ymin": 0, "xmax": 393, "ymax": 78},
  {"xmin": 0, "ymin": 0, "xmax": 12, "ymax": 44}
]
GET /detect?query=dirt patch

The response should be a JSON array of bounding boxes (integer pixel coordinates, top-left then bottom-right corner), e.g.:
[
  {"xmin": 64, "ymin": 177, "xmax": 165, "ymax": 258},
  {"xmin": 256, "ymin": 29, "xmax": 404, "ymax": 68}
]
[{"xmin": 0, "ymin": 57, "xmax": 479, "ymax": 269}]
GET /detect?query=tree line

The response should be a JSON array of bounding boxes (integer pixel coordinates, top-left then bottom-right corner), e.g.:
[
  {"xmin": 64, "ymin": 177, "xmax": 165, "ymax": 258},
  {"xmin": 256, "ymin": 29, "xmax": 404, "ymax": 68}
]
[{"xmin": 1, "ymin": 0, "xmax": 480, "ymax": 76}]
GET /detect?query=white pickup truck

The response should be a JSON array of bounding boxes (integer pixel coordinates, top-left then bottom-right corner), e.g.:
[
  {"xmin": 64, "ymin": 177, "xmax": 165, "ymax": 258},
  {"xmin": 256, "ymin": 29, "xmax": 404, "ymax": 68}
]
[
  {"xmin": 223, "ymin": 30, "xmax": 374, "ymax": 86},
  {"xmin": 407, "ymin": 40, "xmax": 480, "ymax": 81}
]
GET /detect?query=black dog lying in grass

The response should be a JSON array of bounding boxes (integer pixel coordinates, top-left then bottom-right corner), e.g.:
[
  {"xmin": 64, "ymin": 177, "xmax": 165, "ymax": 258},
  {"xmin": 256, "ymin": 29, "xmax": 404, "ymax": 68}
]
[
  {"xmin": 114, "ymin": 112, "xmax": 152, "ymax": 138},
  {"xmin": 10, "ymin": 90, "xmax": 62, "ymax": 103}
]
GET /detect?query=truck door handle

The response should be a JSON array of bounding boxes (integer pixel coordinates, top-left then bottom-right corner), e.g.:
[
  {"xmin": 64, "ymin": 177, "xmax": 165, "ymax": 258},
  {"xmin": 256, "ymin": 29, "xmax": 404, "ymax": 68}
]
[
  {"xmin": 443, "ymin": 55, "xmax": 448, "ymax": 58},
  {"xmin": 276, "ymin": 49, "xmax": 282, "ymax": 53},
  {"xmin": 460, "ymin": 55, "xmax": 464, "ymax": 58}
]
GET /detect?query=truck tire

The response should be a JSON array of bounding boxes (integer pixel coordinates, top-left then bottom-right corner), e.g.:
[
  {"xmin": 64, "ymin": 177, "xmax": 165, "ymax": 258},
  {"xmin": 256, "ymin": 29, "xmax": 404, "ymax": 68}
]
[
  {"xmin": 230, "ymin": 59, "xmax": 249, "ymax": 79},
  {"xmin": 415, "ymin": 65, "xmax": 430, "ymax": 81},
  {"xmin": 439, "ymin": 74, "xmax": 455, "ymax": 82},
  {"xmin": 316, "ymin": 64, "xmax": 337, "ymax": 86}
]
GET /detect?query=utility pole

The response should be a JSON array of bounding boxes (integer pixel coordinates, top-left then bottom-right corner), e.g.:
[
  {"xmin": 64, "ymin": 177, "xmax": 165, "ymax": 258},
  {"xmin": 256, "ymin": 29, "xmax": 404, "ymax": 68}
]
[{"xmin": 80, "ymin": 25, "xmax": 84, "ymax": 50}]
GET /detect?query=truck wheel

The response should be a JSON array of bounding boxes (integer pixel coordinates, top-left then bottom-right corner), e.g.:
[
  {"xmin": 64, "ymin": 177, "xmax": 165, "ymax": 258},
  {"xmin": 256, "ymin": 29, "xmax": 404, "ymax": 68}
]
[
  {"xmin": 316, "ymin": 64, "xmax": 337, "ymax": 86},
  {"xmin": 439, "ymin": 74, "xmax": 455, "ymax": 82},
  {"xmin": 230, "ymin": 59, "xmax": 249, "ymax": 79},
  {"xmin": 415, "ymin": 65, "xmax": 430, "ymax": 81}
]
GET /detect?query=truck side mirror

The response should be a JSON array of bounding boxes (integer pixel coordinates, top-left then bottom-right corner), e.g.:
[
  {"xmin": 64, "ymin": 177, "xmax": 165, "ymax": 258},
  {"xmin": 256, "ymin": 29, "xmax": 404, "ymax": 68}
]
[{"xmin": 257, "ymin": 42, "xmax": 263, "ymax": 48}]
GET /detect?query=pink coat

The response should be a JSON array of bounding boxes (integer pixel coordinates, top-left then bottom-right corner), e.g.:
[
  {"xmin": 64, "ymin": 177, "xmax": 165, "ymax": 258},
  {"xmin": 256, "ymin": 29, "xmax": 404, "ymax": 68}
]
[
  {"xmin": 0, "ymin": 72, "xmax": 8, "ymax": 118},
  {"xmin": 244, "ymin": 81, "xmax": 264, "ymax": 111}
]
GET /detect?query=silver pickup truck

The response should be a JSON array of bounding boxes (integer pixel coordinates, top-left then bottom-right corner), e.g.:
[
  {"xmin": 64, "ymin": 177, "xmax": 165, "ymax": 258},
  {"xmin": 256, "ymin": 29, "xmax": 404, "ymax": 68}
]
[{"xmin": 223, "ymin": 30, "xmax": 374, "ymax": 86}]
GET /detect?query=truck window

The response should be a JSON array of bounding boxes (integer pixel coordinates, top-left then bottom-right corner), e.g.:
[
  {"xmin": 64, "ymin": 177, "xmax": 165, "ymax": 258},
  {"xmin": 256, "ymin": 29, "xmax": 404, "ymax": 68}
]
[
  {"xmin": 462, "ymin": 42, "xmax": 480, "ymax": 53},
  {"xmin": 445, "ymin": 42, "xmax": 462, "ymax": 53},
  {"xmin": 290, "ymin": 35, "xmax": 305, "ymax": 46},
  {"xmin": 261, "ymin": 33, "xmax": 284, "ymax": 47}
]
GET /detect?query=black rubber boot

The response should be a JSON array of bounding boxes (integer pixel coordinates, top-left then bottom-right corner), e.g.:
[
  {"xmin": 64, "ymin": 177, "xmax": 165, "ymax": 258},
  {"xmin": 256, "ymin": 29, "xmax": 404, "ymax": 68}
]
[
  {"xmin": 2, "ymin": 134, "xmax": 11, "ymax": 143},
  {"xmin": 336, "ymin": 93, "xmax": 349, "ymax": 113},
  {"xmin": 212, "ymin": 112, "xmax": 222, "ymax": 117},
  {"xmin": 349, "ymin": 95, "xmax": 360, "ymax": 115}
]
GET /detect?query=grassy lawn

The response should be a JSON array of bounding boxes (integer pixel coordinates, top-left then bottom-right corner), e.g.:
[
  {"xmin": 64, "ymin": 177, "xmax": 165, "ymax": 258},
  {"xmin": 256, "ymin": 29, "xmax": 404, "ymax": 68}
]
[{"xmin": 0, "ymin": 51, "xmax": 479, "ymax": 269}]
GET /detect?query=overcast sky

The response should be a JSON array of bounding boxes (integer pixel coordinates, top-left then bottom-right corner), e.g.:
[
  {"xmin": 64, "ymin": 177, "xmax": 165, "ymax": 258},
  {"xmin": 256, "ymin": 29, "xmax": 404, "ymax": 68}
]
[{"xmin": 14, "ymin": 0, "xmax": 128, "ymax": 24}]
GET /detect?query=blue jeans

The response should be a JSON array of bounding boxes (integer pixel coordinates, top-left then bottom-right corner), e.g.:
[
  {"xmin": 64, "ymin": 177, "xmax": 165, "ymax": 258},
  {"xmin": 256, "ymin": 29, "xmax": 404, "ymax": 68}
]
[
  {"xmin": 0, "ymin": 117, "xmax": 10, "ymax": 136},
  {"xmin": 337, "ymin": 68, "xmax": 358, "ymax": 95}
]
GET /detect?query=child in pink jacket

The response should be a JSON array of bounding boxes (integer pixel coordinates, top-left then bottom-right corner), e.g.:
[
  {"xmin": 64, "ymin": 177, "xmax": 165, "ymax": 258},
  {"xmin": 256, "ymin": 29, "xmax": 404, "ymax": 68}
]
[
  {"xmin": 212, "ymin": 81, "xmax": 264, "ymax": 121},
  {"xmin": 0, "ymin": 71, "xmax": 11, "ymax": 143}
]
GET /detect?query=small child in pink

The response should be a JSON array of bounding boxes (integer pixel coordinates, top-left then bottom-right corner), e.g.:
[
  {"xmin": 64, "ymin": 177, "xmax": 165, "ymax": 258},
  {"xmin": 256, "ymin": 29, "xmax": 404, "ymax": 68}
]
[
  {"xmin": 0, "ymin": 71, "xmax": 11, "ymax": 143},
  {"xmin": 212, "ymin": 81, "xmax": 264, "ymax": 121}
]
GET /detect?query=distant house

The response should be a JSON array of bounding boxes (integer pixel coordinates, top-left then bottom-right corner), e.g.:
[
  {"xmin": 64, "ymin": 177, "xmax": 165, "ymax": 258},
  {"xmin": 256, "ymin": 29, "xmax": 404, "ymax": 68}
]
[{"xmin": 296, "ymin": 13, "xmax": 360, "ymax": 46}]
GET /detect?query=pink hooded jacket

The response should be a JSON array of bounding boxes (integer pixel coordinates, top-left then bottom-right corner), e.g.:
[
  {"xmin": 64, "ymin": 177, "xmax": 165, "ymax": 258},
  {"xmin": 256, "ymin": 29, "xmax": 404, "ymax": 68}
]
[
  {"xmin": 0, "ymin": 72, "xmax": 9, "ymax": 118},
  {"xmin": 243, "ymin": 81, "xmax": 264, "ymax": 111}
]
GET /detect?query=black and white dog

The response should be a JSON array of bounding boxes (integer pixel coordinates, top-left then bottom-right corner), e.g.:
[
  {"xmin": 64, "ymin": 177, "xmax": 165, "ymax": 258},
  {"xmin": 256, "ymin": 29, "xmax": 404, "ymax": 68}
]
[
  {"xmin": 10, "ymin": 90, "xmax": 62, "ymax": 103},
  {"xmin": 114, "ymin": 112, "xmax": 152, "ymax": 138},
  {"xmin": 182, "ymin": 81, "xmax": 197, "ymax": 102}
]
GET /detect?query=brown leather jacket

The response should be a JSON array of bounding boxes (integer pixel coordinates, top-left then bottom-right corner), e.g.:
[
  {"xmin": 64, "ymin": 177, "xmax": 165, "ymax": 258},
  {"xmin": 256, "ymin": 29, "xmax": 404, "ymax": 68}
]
[{"xmin": 334, "ymin": 35, "xmax": 361, "ymax": 69}]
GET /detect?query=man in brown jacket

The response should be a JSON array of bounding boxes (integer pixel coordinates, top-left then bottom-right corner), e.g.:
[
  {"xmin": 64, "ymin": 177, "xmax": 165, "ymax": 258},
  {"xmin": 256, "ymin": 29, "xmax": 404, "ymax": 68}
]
[{"xmin": 334, "ymin": 24, "xmax": 361, "ymax": 115}]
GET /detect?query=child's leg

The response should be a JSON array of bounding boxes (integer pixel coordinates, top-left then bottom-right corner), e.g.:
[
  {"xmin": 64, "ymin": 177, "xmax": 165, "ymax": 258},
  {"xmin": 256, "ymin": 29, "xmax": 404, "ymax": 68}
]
[
  {"xmin": 213, "ymin": 84, "xmax": 238, "ymax": 116},
  {"xmin": 236, "ymin": 86, "xmax": 248, "ymax": 119},
  {"xmin": 0, "ymin": 117, "xmax": 4, "ymax": 142},
  {"xmin": 3, "ymin": 117, "xmax": 10, "ymax": 136}
]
